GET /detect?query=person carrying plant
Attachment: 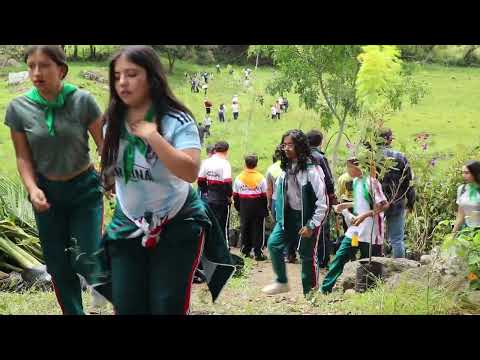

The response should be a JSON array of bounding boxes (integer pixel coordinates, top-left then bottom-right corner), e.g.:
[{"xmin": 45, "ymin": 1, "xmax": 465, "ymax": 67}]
[
  {"xmin": 100, "ymin": 46, "xmax": 233, "ymax": 314},
  {"xmin": 320, "ymin": 158, "xmax": 389, "ymax": 294},
  {"xmin": 452, "ymin": 160, "xmax": 480, "ymax": 233},
  {"xmin": 4, "ymin": 45, "xmax": 112, "ymax": 314},
  {"xmin": 262, "ymin": 129, "xmax": 328, "ymax": 296},
  {"xmin": 233, "ymin": 154, "xmax": 269, "ymax": 261}
]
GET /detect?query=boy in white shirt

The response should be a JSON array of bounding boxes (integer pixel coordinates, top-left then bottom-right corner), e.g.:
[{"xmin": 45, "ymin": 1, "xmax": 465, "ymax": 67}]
[
  {"xmin": 232, "ymin": 102, "xmax": 239, "ymax": 120},
  {"xmin": 204, "ymin": 115, "xmax": 212, "ymax": 137},
  {"xmin": 320, "ymin": 157, "xmax": 389, "ymax": 294},
  {"xmin": 271, "ymin": 105, "xmax": 277, "ymax": 119}
]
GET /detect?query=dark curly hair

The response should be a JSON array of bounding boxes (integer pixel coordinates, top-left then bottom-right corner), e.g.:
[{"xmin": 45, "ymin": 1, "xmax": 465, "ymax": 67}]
[
  {"xmin": 279, "ymin": 129, "xmax": 312, "ymax": 173},
  {"xmin": 466, "ymin": 160, "xmax": 480, "ymax": 185}
]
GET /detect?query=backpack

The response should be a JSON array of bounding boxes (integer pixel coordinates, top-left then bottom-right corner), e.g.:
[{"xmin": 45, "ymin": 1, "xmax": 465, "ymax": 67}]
[{"xmin": 379, "ymin": 152, "xmax": 411, "ymax": 205}]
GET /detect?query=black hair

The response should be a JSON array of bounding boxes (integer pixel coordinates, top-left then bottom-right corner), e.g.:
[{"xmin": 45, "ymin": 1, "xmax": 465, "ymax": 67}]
[
  {"xmin": 206, "ymin": 144, "xmax": 215, "ymax": 155},
  {"xmin": 272, "ymin": 145, "xmax": 282, "ymax": 163},
  {"xmin": 24, "ymin": 45, "xmax": 68, "ymax": 79},
  {"xmin": 377, "ymin": 128, "xmax": 393, "ymax": 146},
  {"xmin": 101, "ymin": 45, "xmax": 193, "ymax": 182},
  {"xmin": 307, "ymin": 129, "xmax": 323, "ymax": 148},
  {"xmin": 347, "ymin": 157, "xmax": 360, "ymax": 166},
  {"xmin": 244, "ymin": 154, "xmax": 258, "ymax": 169},
  {"xmin": 466, "ymin": 160, "xmax": 480, "ymax": 185},
  {"xmin": 214, "ymin": 141, "xmax": 229, "ymax": 153},
  {"xmin": 279, "ymin": 129, "xmax": 311, "ymax": 173}
]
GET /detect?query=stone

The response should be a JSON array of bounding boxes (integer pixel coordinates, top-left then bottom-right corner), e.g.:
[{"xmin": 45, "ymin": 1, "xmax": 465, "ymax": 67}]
[
  {"xmin": 344, "ymin": 289, "xmax": 356, "ymax": 298},
  {"xmin": 6, "ymin": 58, "xmax": 20, "ymax": 67},
  {"xmin": 335, "ymin": 256, "xmax": 421, "ymax": 293},
  {"xmin": 465, "ymin": 291, "xmax": 480, "ymax": 307},
  {"xmin": 7, "ymin": 71, "xmax": 29, "ymax": 86},
  {"xmin": 80, "ymin": 70, "xmax": 108, "ymax": 84},
  {"xmin": 420, "ymin": 254, "xmax": 432, "ymax": 265},
  {"xmin": 0, "ymin": 270, "xmax": 8, "ymax": 280}
]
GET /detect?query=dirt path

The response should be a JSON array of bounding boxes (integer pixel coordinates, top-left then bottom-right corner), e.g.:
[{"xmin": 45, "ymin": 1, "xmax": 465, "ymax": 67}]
[{"xmin": 190, "ymin": 248, "xmax": 329, "ymax": 315}]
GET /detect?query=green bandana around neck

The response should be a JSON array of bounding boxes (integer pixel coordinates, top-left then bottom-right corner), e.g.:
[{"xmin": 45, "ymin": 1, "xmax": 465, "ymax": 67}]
[
  {"xmin": 468, "ymin": 183, "xmax": 480, "ymax": 202},
  {"xmin": 24, "ymin": 82, "xmax": 77, "ymax": 136},
  {"xmin": 353, "ymin": 177, "xmax": 372, "ymax": 215},
  {"xmin": 122, "ymin": 106, "xmax": 156, "ymax": 184}
]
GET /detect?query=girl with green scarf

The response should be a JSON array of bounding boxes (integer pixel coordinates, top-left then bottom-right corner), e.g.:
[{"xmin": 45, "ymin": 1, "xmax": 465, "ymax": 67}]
[
  {"xmin": 453, "ymin": 160, "xmax": 480, "ymax": 233},
  {"xmin": 100, "ymin": 46, "xmax": 233, "ymax": 315},
  {"xmin": 4, "ymin": 45, "xmax": 111, "ymax": 314}
]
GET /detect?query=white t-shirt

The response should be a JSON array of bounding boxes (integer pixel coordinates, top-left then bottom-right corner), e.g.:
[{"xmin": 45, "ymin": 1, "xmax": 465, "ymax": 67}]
[
  {"xmin": 204, "ymin": 116, "xmax": 212, "ymax": 126},
  {"xmin": 232, "ymin": 103, "xmax": 239, "ymax": 113},
  {"xmin": 343, "ymin": 176, "xmax": 387, "ymax": 245},
  {"xmin": 114, "ymin": 110, "xmax": 201, "ymax": 227},
  {"xmin": 456, "ymin": 184, "xmax": 480, "ymax": 227},
  {"xmin": 271, "ymin": 106, "xmax": 277, "ymax": 115}
]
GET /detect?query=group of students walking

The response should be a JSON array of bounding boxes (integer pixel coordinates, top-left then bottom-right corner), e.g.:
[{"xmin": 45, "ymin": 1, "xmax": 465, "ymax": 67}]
[
  {"xmin": 3, "ymin": 45, "xmax": 480, "ymax": 315},
  {"xmin": 261, "ymin": 127, "xmax": 416, "ymax": 295}
]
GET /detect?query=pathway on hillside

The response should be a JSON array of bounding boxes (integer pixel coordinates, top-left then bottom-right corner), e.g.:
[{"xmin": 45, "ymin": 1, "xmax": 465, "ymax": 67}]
[{"xmin": 190, "ymin": 248, "xmax": 333, "ymax": 315}]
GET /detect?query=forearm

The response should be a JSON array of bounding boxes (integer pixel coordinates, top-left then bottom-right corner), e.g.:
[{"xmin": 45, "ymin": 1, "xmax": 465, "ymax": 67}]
[
  {"xmin": 452, "ymin": 210, "xmax": 465, "ymax": 234},
  {"xmin": 147, "ymin": 132, "xmax": 199, "ymax": 183},
  {"xmin": 16, "ymin": 157, "xmax": 39, "ymax": 194},
  {"xmin": 88, "ymin": 117, "xmax": 104, "ymax": 154}
]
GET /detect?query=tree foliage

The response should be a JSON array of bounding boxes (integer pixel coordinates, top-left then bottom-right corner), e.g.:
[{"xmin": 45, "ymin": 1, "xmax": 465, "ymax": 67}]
[
  {"xmin": 250, "ymin": 45, "xmax": 427, "ymax": 174},
  {"xmin": 153, "ymin": 45, "xmax": 217, "ymax": 73}
]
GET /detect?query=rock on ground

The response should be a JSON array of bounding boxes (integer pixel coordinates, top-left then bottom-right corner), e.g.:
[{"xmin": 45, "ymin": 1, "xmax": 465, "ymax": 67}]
[{"xmin": 335, "ymin": 256, "xmax": 421, "ymax": 292}]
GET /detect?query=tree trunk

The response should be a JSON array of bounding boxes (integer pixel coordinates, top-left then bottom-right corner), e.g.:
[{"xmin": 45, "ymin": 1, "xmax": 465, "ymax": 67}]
[
  {"xmin": 73, "ymin": 45, "xmax": 78, "ymax": 60},
  {"xmin": 330, "ymin": 116, "xmax": 347, "ymax": 183},
  {"xmin": 89, "ymin": 45, "xmax": 96, "ymax": 60},
  {"xmin": 167, "ymin": 52, "xmax": 175, "ymax": 74},
  {"xmin": 463, "ymin": 45, "xmax": 479, "ymax": 65}
]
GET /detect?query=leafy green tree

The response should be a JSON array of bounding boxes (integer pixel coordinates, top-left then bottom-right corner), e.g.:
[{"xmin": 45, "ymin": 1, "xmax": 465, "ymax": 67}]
[
  {"xmin": 153, "ymin": 45, "xmax": 192, "ymax": 73},
  {"xmin": 249, "ymin": 45, "xmax": 427, "ymax": 175},
  {"xmin": 153, "ymin": 45, "xmax": 217, "ymax": 73}
]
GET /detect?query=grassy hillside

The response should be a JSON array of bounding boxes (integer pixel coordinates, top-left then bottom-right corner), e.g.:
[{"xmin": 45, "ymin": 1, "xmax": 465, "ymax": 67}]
[{"xmin": 0, "ymin": 59, "xmax": 479, "ymax": 179}]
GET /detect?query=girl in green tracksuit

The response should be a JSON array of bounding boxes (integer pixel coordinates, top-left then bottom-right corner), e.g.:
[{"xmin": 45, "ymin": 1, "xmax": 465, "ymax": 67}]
[
  {"xmin": 100, "ymin": 46, "xmax": 233, "ymax": 315},
  {"xmin": 5, "ymin": 45, "xmax": 111, "ymax": 315},
  {"xmin": 262, "ymin": 129, "xmax": 329, "ymax": 296}
]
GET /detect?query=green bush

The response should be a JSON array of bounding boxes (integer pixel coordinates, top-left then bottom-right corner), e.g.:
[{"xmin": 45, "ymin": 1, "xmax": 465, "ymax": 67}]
[
  {"xmin": 443, "ymin": 227, "xmax": 480, "ymax": 290},
  {"xmin": 405, "ymin": 146, "xmax": 480, "ymax": 255}
]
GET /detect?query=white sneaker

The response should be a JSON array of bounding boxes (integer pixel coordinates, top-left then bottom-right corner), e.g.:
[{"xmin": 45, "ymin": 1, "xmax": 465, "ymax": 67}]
[{"xmin": 262, "ymin": 282, "xmax": 290, "ymax": 295}]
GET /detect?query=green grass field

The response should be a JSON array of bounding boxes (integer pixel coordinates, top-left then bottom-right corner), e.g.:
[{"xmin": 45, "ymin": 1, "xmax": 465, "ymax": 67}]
[{"xmin": 1, "ymin": 59, "xmax": 479, "ymax": 179}]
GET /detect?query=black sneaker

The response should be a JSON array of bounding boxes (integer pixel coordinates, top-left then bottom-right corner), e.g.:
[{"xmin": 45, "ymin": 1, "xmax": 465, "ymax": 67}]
[
  {"xmin": 287, "ymin": 254, "xmax": 297, "ymax": 264},
  {"xmin": 255, "ymin": 254, "xmax": 268, "ymax": 261}
]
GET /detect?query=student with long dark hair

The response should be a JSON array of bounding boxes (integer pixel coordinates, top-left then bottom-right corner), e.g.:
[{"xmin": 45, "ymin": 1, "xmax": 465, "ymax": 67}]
[
  {"xmin": 100, "ymin": 46, "xmax": 233, "ymax": 315},
  {"xmin": 4, "ymin": 45, "xmax": 111, "ymax": 315},
  {"xmin": 453, "ymin": 160, "xmax": 480, "ymax": 233},
  {"xmin": 262, "ymin": 129, "xmax": 328, "ymax": 296}
]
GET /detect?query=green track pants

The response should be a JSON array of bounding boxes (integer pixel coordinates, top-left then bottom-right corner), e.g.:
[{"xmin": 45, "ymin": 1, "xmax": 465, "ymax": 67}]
[
  {"xmin": 107, "ymin": 220, "xmax": 205, "ymax": 315},
  {"xmin": 320, "ymin": 236, "xmax": 382, "ymax": 293},
  {"xmin": 267, "ymin": 208, "xmax": 319, "ymax": 295},
  {"xmin": 35, "ymin": 168, "xmax": 111, "ymax": 315}
]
